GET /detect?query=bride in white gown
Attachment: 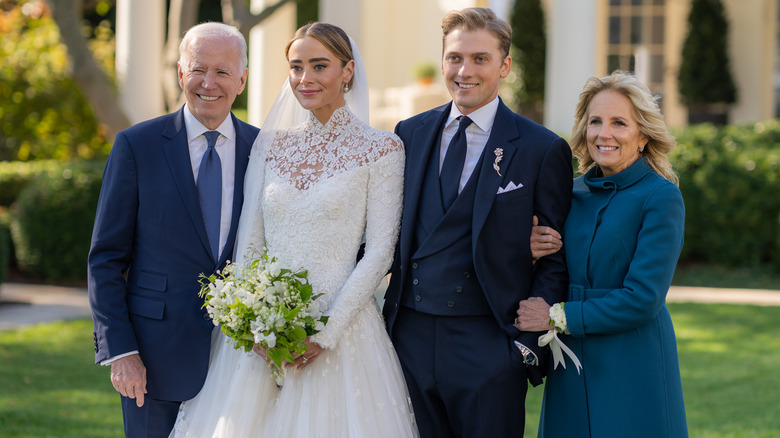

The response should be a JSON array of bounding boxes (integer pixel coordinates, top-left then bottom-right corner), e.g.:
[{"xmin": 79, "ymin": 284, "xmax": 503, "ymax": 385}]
[{"xmin": 169, "ymin": 22, "xmax": 418, "ymax": 438}]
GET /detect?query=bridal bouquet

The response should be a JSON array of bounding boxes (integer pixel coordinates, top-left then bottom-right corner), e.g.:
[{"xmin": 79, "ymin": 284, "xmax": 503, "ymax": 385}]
[{"xmin": 199, "ymin": 250, "xmax": 328, "ymax": 381}]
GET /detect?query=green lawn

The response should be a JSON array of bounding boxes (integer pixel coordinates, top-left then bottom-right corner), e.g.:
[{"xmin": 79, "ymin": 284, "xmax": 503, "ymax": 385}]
[
  {"xmin": 523, "ymin": 302, "xmax": 780, "ymax": 437},
  {"xmin": 1, "ymin": 303, "xmax": 779, "ymax": 437}
]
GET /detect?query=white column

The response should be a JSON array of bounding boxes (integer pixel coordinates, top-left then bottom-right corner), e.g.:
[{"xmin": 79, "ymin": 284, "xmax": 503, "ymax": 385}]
[
  {"xmin": 545, "ymin": 0, "xmax": 598, "ymax": 135},
  {"xmin": 248, "ymin": 0, "xmax": 296, "ymax": 127},
  {"xmin": 115, "ymin": 0, "xmax": 165, "ymax": 124}
]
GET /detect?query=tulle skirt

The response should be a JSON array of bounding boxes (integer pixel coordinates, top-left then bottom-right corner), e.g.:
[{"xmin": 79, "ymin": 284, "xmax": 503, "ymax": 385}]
[{"xmin": 170, "ymin": 303, "xmax": 418, "ymax": 438}]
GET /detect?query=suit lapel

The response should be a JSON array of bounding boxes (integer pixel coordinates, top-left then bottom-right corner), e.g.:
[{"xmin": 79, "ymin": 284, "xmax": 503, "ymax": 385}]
[
  {"xmin": 472, "ymin": 101, "xmax": 520, "ymax": 241},
  {"xmin": 399, "ymin": 104, "xmax": 450, "ymax": 269},
  {"xmin": 161, "ymin": 108, "xmax": 213, "ymax": 259}
]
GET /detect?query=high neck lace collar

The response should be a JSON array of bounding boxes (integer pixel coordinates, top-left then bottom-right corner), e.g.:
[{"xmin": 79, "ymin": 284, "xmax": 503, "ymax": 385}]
[{"xmin": 305, "ymin": 106, "xmax": 357, "ymax": 135}]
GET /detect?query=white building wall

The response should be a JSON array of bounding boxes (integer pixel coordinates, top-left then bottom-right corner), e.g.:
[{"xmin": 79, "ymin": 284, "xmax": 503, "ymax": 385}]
[{"xmin": 724, "ymin": 0, "xmax": 776, "ymax": 124}]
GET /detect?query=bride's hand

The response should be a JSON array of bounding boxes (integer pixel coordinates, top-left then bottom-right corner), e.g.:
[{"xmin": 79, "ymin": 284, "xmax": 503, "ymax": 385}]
[
  {"xmin": 292, "ymin": 339, "xmax": 324, "ymax": 370},
  {"xmin": 252, "ymin": 343, "xmax": 270, "ymax": 361}
]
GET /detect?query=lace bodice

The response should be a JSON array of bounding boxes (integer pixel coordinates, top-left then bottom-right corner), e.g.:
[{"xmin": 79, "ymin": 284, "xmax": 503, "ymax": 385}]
[
  {"xmin": 258, "ymin": 106, "xmax": 404, "ymax": 349},
  {"xmin": 266, "ymin": 106, "xmax": 401, "ymax": 191}
]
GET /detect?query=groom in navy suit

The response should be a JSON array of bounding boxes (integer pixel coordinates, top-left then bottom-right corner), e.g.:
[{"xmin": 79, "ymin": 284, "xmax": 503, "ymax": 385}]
[
  {"xmin": 88, "ymin": 23, "xmax": 258, "ymax": 437},
  {"xmin": 383, "ymin": 8, "xmax": 572, "ymax": 437}
]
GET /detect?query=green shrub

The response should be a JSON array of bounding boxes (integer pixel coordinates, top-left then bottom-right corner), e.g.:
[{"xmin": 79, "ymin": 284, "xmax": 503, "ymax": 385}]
[
  {"xmin": 0, "ymin": 160, "xmax": 63, "ymax": 206},
  {"xmin": 671, "ymin": 121, "xmax": 780, "ymax": 268},
  {"xmin": 9, "ymin": 161, "xmax": 105, "ymax": 282}
]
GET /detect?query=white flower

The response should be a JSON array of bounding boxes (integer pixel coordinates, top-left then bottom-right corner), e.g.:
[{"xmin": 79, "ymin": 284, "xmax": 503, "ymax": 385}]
[{"xmin": 549, "ymin": 302, "xmax": 570, "ymax": 334}]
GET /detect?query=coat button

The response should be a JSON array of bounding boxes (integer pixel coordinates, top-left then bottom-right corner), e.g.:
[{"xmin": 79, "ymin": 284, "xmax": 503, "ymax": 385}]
[
  {"xmin": 412, "ymin": 262, "xmax": 419, "ymax": 269},
  {"xmin": 456, "ymin": 286, "xmax": 463, "ymax": 293},
  {"xmin": 447, "ymin": 301, "xmax": 455, "ymax": 308},
  {"xmin": 464, "ymin": 272, "xmax": 471, "ymax": 278},
  {"xmin": 415, "ymin": 295, "xmax": 422, "ymax": 302},
  {"xmin": 413, "ymin": 279, "xmax": 419, "ymax": 285},
  {"xmin": 202, "ymin": 312, "xmax": 211, "ymax": 321}
]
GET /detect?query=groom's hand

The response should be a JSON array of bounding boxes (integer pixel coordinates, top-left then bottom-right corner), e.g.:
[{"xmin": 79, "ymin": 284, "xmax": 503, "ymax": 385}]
[{"xmin": 110, "ymin": 354, "xmax": 147, "ymax": 407}]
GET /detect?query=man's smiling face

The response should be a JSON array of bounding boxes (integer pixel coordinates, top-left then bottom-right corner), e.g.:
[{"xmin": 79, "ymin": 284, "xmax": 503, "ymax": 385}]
[
  {"xmin": 178, "ymin": 37, "xmax": 247, "ymax": 130},
  {"xmin": 441, "ymin": 28, "xmax": 511, "ymax": 115}
]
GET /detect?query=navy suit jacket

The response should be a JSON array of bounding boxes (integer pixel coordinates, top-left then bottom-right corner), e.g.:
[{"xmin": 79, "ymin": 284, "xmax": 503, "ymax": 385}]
[
  {"xmin": 88, "ymin": 106, "xmax": 258, "ymax": 401},
  {"xmin": 383, "ymin": 99, "xmax": 572, "ymax": 384}
]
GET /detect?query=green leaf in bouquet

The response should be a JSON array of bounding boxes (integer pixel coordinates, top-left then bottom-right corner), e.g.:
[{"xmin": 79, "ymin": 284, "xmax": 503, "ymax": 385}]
[
  {"xmin": 283, "ymin": 306, "xmax": 302, "ymax": 321},
  {"xmin": 289, "ymin": 324, "xmax": 307, "ymax": 342},
  {"xmin": 278, "ymin": 346, "xmax": 295, "ymax": 364},
  {"xmin": 267, "ymin": 348, "xmax": 283, "ymax": 367},
  {"xmin": 299, "ymin": 284, "xmax": 313, "ymax": 302}
]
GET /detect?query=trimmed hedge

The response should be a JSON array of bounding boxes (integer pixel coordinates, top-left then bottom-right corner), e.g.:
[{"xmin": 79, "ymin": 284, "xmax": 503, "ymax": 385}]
[
  {"xmin": 671, "ymin": 121, "xmax": 780, "ymax": 269},
  {"xmin": 0, "ymin": 218, "xmax": 8, "ymax": 285},
  {"xmin": 8, "ymin": 161, "xmax": 104, "ymax": 282},
  {"xmin": 0, "ymin": 160, "xmax": 64, "ymax": 206}
]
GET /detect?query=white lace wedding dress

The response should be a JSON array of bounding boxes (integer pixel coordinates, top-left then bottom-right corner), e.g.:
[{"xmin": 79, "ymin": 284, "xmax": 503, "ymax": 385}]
[{"xmin": 170, "ymin": 106, "xmax": 418, "ymax": 438}]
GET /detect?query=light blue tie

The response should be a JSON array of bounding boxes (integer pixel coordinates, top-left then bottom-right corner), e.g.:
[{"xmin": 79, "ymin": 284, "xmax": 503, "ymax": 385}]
[{"xmin": 197, "ymin": 131, "xmax": 221, "ymax": 261}]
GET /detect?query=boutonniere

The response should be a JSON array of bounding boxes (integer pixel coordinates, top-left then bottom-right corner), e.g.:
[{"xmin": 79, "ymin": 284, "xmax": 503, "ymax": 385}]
[{"xmin": 493, "ymin": 148, "xmax": 503, "ymax": 176}]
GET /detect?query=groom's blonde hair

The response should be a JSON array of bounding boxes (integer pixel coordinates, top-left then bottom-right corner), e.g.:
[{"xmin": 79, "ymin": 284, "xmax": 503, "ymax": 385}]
[{"xmin": 441, "ymin": 7, "xmax": 512, "ymax": 58}]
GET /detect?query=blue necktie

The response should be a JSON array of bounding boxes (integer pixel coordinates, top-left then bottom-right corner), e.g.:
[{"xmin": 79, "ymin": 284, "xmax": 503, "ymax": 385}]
[
  {"xmin": 440, "ymin": 116, "xmax": 473, "ymax": 210},
  {"xmin": 197, "ymin": 131, "xmax": 221, "ymax": 261}
]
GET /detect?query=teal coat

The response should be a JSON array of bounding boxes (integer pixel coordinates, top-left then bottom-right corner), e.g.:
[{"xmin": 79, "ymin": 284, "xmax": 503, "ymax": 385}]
[{"xmin": 539, "ymin": 158, "xmax": 688, "ymax": 437}]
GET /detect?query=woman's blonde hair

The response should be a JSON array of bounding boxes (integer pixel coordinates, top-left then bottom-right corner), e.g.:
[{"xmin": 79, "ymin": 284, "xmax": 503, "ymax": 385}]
[{"xmin": 571, "ymin": 71, "xmax": 678, "ymax": 185}]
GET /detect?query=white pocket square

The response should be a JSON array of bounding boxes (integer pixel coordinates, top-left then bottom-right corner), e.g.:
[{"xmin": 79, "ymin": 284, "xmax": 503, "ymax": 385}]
[{"xmin": 497, "ymin": 181, "xmax": 524, "ymax": 194}]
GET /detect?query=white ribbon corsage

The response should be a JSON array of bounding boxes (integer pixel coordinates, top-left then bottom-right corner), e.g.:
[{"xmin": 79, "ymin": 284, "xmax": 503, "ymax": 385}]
[{"xmin": 538, "ymin": 302, "xmax": 582, "ymax": 374}]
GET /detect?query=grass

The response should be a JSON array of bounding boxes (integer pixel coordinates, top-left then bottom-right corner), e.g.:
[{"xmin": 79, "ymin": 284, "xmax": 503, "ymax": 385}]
[
  {"xmin": 522, "ymin": 302, "xmax": 780, "ymax": 437},
  {"xmin": 0, "ymin": 320, "xmax": 122, "ymax": 438},
  {"xmin": 1, "ymin": 304, "xmax": 779, "ymax": 438}
]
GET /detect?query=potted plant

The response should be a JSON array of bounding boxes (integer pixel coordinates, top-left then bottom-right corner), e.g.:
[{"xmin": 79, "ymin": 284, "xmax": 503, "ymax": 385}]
[{"xmin": 413, "ymin": 62, "xmax": 437, "ymax": 86}]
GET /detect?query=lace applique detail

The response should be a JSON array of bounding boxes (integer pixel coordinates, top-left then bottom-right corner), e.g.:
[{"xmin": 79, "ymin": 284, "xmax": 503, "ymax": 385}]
[{"xmin": 266, "ymin": 106, "xmax": 402, "ymax": 190}]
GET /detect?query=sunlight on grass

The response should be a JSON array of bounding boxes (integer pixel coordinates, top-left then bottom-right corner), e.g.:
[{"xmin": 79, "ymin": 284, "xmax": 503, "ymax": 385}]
[
  {"xmin": 2, "ymin": 304, "xmax": 779, "ymax": 437},
  {"xmin": 523, "ymin": 303, "xmax": 780, "ymax": 437}
]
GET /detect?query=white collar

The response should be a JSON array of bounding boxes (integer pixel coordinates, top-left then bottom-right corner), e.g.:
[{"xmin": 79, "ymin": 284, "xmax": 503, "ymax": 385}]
[
  {"xmin": 183, "ymin": 104, "xmax": 236, "ymax": 142},
  {"xmin": 446, "ymin": 97, "xmax": 500, "ymax": 134}
]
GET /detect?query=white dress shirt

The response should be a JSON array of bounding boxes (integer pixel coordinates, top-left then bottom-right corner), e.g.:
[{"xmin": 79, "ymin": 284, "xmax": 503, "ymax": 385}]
[
  {"xmin": 183, "ymin": 105, "xmax": 237, "ymax": 260},
  {"xmin": 438, "ymin": 97, "xmax": 499, "ymax": 193}
]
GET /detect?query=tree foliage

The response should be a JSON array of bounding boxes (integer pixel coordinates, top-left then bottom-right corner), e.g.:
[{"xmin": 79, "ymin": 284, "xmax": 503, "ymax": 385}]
[
  {"xmin": 509, "ymin": 0, "xmax": 546, "ymax": 105},
  {"xmin": 0, "ymin": 4, "xmax": 111, "ymax": 161},
  {"xmin": 677, "ymin": 0, "xmax": 737, "ymax": 107}
]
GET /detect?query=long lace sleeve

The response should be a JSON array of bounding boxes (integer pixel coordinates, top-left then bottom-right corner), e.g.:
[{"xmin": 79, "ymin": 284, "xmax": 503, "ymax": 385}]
[{"xmin": 310, "ymin": 140, "xmax": 404, "ymax": 349}]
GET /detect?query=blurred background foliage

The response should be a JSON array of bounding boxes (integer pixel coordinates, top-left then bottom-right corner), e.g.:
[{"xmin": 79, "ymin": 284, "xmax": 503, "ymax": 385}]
[
  {"xmin": 0, "ymin": 0, "xmax": 776, "ymax": 284},
  {"xmin": 0, "ymin": 2, "xmax": 113, "ymax": 161}
]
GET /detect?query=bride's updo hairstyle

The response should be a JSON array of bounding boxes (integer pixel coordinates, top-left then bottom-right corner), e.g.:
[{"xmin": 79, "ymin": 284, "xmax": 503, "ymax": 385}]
[{"xmin": 284, "ymin": 22, "xmax": 355, "ymax": 90}]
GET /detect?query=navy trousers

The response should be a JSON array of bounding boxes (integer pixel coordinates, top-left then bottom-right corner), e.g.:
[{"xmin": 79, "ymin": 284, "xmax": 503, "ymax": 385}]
[
  {"xmin": 392, "ymin": 307, "xmax": 529, "ymax": 438},
  {"xmin": 121, "ymin": 396, "xmax": 181, "ymax": 438}
]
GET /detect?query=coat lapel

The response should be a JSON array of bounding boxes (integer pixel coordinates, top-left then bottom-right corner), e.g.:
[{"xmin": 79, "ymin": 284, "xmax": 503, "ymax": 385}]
[
  {"xmin": 472, "ymin": 101, "xmax": 520, "ymax": 241},
  {"xmin": 161, "ymin": 108, "xmax": 213, "ymax": 259}
]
